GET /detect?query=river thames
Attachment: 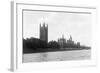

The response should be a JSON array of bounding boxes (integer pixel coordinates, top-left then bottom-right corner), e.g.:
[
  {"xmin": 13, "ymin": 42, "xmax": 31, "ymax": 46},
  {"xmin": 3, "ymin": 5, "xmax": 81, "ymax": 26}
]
[{"xmin": 23, "ymin": 49, "xmax": 91, "ymax": 63}]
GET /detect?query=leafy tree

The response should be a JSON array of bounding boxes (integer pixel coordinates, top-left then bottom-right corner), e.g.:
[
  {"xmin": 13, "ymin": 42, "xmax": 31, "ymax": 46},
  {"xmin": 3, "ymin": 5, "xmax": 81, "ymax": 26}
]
[{"xmin": 48, "ymin": 41, "xmax": 60, "ymax": 49}]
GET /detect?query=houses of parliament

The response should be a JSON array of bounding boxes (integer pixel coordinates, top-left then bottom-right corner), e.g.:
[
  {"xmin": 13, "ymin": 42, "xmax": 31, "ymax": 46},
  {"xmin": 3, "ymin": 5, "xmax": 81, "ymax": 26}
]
[
  {"xmin": 40, "ymin": 22, "xmax": 48, "ymax": 43},
  {"xmin": 39, "ymin": 22, "xmax": 80, "ymax": 48}
]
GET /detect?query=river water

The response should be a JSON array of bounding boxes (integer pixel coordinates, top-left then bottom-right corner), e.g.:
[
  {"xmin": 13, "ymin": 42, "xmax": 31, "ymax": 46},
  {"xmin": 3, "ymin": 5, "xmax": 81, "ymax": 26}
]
[{"xmin": 23, "ymin": 49, "xmax": 91, "ymax": 63}]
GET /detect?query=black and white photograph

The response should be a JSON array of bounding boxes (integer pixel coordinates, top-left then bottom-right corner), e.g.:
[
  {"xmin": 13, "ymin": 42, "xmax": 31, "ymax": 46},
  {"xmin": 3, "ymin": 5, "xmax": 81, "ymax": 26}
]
[{"xmin": 22, "ymin": 9, "xmax": 91, "ymax": 63}]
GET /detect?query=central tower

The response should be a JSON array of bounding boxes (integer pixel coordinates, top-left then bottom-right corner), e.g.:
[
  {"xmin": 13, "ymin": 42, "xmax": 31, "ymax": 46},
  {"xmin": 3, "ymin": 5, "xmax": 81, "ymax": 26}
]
[{"xmin": 40, "ymin": 22, "xmax": 48, "ymax": 43}]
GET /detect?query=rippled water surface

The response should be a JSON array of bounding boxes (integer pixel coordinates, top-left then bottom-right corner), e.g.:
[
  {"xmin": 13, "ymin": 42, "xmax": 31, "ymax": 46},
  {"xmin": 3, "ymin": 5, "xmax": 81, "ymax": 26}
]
[{"xmin": 23, "ymin": 49, "xmax": 91, "ymax": 63}]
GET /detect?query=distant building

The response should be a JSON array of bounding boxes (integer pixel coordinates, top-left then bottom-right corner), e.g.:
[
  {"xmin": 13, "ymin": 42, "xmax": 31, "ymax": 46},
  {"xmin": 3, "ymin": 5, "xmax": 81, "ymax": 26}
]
[
  {"xmin": 67, "ymin": 35, "xmax": 74, "ymax": 44},
  {"xmin": 77, "ymin": 42, "xmax": 80, "ymax": 46},
  {"xmin": 40, "ymin": 22, "xmax": 48, "ymax": 43},
  {"xmin": 58, "ymin": 35, "xmax": 66, "ymax": 48}
]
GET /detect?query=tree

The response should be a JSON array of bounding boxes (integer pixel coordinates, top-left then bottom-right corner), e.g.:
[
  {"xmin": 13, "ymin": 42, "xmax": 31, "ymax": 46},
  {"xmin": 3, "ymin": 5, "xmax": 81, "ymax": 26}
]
[
  {"xmin": 23, "ymin": 37, "xmax": 48, "ymax": 50},
  {"xmin": 48, "ymin": 41, "xmax": 60, "ymax": 49}
]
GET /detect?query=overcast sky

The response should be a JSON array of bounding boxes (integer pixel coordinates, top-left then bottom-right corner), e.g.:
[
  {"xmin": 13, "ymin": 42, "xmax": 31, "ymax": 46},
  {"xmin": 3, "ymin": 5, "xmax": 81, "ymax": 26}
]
[{"xmin": 23, "ymin": 10, "xmax": 92, "ymax": 46}]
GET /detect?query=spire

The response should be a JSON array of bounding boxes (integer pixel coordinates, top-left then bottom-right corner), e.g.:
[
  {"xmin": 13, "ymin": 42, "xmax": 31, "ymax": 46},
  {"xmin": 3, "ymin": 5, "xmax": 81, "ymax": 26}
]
[
  {"xmin": 70, "ymin": 35, "xmax": 72, "ymax": 41},
  {"xmin": 62, "ymin": 34, "xmax": 64, "ymax": 39},
  {"xmin": 45, "ymin": 23, "xmax": 48, "ymax": 27}
]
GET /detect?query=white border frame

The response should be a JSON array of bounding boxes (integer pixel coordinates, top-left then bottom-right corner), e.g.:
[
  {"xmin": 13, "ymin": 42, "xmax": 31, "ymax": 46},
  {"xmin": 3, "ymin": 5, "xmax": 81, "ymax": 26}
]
[{"xmin": 11, "ymin": 1, "xmax": 97, "ymax": 72}]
